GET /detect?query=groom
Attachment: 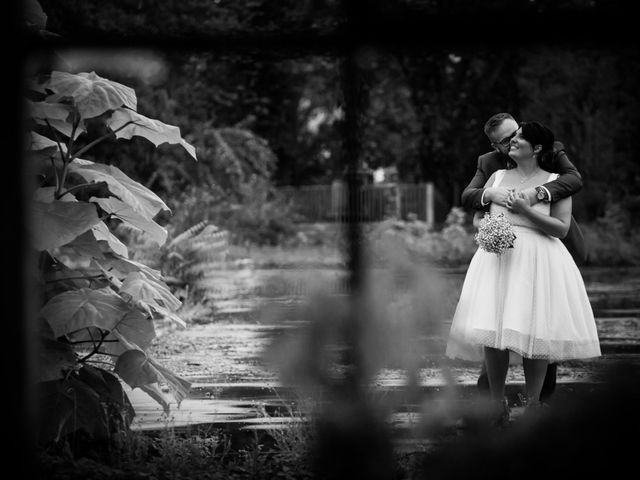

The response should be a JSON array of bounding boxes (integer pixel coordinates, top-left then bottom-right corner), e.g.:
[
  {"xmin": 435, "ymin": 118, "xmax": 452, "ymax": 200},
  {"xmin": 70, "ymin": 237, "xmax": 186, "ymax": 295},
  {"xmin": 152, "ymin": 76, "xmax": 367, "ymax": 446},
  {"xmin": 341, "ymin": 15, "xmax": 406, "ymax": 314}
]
[{"xmin": 461, "ymin": 112, "xmax": 587, "ymax": 403}]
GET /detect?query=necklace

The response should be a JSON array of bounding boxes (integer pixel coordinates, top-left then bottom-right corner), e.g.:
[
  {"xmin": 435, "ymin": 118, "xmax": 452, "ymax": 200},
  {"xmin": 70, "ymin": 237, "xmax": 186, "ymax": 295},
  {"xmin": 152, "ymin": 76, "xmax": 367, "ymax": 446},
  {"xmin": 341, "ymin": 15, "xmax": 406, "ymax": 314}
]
[{"xmin": 516, "ymin": 169, "xmax": 539, "ymax": 184}]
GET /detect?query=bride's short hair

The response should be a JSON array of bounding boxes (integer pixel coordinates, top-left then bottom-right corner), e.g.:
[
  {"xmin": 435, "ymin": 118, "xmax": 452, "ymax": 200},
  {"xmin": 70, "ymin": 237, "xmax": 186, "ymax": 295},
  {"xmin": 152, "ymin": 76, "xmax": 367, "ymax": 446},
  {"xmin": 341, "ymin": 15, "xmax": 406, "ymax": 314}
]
[{"xmin": 519, "ymin": 121, "xmax": 555, "ymax": 163}]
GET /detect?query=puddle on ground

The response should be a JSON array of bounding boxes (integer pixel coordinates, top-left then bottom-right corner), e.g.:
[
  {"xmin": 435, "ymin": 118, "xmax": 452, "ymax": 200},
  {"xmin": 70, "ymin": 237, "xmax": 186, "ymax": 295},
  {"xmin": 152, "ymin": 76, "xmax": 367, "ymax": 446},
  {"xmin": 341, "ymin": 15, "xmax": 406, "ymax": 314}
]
[{"xmin": 136, "ymin": 266, "xmax": 640, "ymax": 432}]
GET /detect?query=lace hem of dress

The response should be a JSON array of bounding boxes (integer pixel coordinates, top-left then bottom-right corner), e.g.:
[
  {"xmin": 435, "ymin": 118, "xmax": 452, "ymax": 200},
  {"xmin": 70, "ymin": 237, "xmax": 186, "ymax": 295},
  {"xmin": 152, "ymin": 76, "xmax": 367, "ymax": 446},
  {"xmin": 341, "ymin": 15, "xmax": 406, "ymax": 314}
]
[{"xmin": 450, "ymin": 328, "xmax": 601, "ymax": 361}]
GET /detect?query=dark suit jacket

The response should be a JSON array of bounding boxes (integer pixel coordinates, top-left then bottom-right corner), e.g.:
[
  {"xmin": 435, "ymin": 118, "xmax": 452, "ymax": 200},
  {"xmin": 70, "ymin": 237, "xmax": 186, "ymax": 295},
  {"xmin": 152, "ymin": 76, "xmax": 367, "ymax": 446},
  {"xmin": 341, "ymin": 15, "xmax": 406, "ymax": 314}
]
[{"xmin": 461, "ymin": 142, "xmax": 588, "ymax": 265}]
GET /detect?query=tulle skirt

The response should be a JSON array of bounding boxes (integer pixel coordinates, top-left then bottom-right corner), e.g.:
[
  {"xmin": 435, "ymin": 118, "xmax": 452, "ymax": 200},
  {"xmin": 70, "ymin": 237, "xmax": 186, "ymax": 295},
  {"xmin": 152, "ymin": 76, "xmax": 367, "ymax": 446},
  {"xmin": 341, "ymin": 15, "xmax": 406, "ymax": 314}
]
[{"xmin": 446, "ymin": 225, "xmax": 601, "ymax": 362}]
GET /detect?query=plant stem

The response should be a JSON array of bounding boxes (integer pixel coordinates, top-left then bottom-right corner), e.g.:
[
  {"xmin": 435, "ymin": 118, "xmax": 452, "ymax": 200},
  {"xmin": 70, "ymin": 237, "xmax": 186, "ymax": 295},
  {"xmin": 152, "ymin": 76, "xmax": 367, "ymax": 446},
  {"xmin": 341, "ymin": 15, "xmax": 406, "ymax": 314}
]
[
  {"xmin": 79, "ymin": 329, "xmax": 110, "ymax": 362},
  {"xmin": 69, "ymin": 120, "xmax": 136, "ymax": 162},
  {"xmin": 45, "ymin": 119, "xmax": 67, "ymax": 195},
  {"xmin": 45, "ymin": 274, "xmax": 107, "ymax": 284},
  {"xmin": 70, "ymin": 339, "xmax": 119, "ymax": 345},
  {"xmin": 57, "ymin": 182, "xmax": 104, "ymax": 199}
]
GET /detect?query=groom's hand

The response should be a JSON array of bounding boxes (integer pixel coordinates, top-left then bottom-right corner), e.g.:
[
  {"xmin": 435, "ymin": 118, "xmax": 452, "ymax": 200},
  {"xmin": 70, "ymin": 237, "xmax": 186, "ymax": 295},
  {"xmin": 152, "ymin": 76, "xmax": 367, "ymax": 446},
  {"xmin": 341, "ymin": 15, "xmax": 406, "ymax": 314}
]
[{"xmin": 485, "ymin": 187, "xmax": 515, "ymax": 207}]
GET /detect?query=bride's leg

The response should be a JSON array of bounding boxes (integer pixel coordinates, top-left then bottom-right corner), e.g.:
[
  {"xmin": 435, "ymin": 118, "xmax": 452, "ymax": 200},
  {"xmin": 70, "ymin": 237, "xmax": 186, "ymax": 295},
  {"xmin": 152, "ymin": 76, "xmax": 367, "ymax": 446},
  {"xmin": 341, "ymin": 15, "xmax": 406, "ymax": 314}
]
[
  {"xmin": 522, "ymin": 357, "xmax": 549, "ymax": 405},
  {"xmin": 483, "ymin": 346, "xmax": 510, "ymax": 401}
]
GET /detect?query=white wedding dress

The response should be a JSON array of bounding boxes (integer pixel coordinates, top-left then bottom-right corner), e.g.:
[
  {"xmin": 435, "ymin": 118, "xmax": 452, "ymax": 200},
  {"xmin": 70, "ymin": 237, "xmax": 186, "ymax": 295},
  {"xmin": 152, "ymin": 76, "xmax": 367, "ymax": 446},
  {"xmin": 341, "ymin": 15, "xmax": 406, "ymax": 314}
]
[{"xmin": 446, "ymin": 169, "xmax": 601, "ymax": 362}]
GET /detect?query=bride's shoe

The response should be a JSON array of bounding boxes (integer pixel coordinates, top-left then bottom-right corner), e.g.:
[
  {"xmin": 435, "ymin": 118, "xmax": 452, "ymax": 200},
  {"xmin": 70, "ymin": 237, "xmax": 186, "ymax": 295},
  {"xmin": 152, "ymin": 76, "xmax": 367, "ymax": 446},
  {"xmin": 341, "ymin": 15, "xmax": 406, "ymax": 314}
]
[{"xmin": 492, "ymin": 398, "xmax": 511, "ymax": 428}]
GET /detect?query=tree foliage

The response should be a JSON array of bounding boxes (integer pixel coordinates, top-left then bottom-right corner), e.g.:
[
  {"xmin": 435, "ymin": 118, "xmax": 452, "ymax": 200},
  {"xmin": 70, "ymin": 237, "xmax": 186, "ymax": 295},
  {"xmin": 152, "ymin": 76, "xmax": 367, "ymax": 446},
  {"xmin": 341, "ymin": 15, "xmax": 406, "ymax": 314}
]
[{"xmin": 34, "ymin": 0, "xmax": 640, "ymax": 229}]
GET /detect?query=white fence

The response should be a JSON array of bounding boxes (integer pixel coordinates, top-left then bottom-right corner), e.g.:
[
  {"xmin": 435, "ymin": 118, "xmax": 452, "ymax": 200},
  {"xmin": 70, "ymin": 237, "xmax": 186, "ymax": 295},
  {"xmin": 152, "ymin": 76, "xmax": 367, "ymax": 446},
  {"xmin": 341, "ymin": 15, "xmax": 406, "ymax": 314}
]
[{"xmin": 278, "ymin": 182, "xmax": 435, "ymax": 225}]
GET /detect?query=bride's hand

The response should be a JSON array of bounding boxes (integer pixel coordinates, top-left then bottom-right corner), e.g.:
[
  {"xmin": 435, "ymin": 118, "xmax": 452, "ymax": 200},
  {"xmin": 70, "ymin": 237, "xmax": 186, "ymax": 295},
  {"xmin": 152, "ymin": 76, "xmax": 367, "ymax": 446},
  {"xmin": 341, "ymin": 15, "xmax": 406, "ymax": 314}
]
[{"xmin": 510, "ymin": 192, "xmax": 531, "ymax": 213}]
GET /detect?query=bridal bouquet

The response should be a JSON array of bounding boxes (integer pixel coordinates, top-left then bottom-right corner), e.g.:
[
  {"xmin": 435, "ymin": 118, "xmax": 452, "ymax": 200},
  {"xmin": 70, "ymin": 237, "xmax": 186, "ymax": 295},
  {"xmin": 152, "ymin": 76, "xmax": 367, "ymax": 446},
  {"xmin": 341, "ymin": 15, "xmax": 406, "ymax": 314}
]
[{"xmin": 474, "ymin": 212, "xmax": 516, "ymax": 254}]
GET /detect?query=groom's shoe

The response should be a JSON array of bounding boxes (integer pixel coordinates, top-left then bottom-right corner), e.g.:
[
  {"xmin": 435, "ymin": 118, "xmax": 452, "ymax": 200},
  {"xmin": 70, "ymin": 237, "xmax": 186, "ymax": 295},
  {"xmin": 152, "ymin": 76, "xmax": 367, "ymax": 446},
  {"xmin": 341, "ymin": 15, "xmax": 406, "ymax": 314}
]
[{"xmin": 521, "ymin": 399, "xmax": 550, "ymax": 422}]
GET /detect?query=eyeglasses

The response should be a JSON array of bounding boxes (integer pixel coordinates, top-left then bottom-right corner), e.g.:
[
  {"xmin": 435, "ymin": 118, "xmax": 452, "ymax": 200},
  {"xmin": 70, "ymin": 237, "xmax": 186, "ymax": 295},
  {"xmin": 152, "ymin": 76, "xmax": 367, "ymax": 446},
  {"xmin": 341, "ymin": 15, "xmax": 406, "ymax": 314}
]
[{"xmin": 492, "ymin": 130, "xmax": 517, "ymax": 149}]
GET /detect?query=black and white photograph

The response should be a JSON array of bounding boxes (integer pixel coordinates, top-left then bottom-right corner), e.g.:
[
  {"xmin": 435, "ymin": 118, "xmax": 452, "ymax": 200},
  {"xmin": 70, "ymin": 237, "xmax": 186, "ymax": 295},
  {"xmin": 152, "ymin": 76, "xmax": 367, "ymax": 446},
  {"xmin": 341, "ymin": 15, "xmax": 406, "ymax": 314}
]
[{"xmin": 11, "ymin": 1, "xmax": 640, "ymax": 479}]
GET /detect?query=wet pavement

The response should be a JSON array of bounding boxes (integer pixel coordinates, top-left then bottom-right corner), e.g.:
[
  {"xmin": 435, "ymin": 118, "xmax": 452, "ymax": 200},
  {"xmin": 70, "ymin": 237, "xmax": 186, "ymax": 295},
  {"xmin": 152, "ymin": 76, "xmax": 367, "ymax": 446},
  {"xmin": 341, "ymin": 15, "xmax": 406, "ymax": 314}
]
[{"xmin": 130, "ymin": 266, "xmax": 640, "ymax": 438}]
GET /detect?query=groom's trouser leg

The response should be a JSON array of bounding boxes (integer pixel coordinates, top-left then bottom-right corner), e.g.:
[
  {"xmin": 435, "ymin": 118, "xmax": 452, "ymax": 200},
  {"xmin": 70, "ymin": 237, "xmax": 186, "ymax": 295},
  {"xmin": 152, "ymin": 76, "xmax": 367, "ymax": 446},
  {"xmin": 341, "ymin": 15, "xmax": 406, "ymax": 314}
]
[
  {"xmin": 477, "ymin": 361, "xmax": 490, "ymax": 392},
  {"xmin": 540, "ymin": 362, "xmax": 557, "ymax": 403}
]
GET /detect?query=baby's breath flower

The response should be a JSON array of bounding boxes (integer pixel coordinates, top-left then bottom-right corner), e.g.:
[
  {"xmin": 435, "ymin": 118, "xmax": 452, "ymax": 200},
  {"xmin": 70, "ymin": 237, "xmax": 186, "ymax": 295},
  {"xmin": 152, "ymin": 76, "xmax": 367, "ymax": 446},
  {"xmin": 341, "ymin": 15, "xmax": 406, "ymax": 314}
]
[{"xmin": 474, "ymin": 212, "xmax": 516, "ymax": 255}]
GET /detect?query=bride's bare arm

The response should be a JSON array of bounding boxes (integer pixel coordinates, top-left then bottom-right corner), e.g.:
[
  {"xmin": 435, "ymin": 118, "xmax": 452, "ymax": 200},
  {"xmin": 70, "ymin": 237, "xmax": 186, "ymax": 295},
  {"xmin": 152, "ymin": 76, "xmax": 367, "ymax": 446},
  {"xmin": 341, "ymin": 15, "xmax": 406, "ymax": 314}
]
[{"xmin": 511, "ymin": 193, "xmax": 572, "ymax": 238}]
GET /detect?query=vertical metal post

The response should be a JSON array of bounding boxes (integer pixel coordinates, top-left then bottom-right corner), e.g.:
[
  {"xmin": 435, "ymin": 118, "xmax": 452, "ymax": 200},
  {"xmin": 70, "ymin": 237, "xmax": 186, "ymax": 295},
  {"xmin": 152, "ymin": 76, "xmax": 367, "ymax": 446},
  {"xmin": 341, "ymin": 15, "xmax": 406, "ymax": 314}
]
[{"xmin": 426, "ymin": 181, "xmax": 434, "ymax": 227}]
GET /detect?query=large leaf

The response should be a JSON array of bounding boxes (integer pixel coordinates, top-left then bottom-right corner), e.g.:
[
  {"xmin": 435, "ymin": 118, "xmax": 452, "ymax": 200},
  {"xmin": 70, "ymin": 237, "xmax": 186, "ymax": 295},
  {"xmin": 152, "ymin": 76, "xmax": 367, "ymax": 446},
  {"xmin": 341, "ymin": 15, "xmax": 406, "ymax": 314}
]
[
  {"xmin": 45, "ymin": 71, "xmax": 137, "ymax": 120},
  {"xmin": 94, "ymin": 253, "xmax": 164, "ymax": 284},
  {"xmin": 32, "ymin": 187, "xmax": 75, "ymax": 203},
  {"xmin": 147, "ymin": 357, "xmax": 191, "ymax": 407},
  {"xmin": 120, "ymin": 271, "xmax": 181, "ymax": 310},
  {"xmin": 69, "ymin": 159, "xmax": 170, "ymax": 219},
  {"xmin": 43, "ymin": 118, "xmax": 86, "ymax": 140},
  {"xmin": 107, "ymin": 108, "xmax": 197, "ymax": 160},
  {"xmin": 55, "ymin": 219, "xmax": 130, "ymax": 261},
  {"xmin": 105, "ymin": 309, "xmax": 156, "ymax": 355},
  {"xmin": 57, "ymin": 229, "xmax": 107, "ymax": 260},
  {"xmin": 29, "ymin": 100, "xmax": 86, "ymax": 140},
  {"xmin": 120, "ymin": 271, "xmax": 183, "ymax": 325},
  {"xmin": 68, "ymin": 308, "xmax": 154, "ymax": 357},
  {"xmin": 91, "ymin": 197, "xmax": 167, "ymax": 246},
  {"xmin": 40, "ymin": 286, "xmax": 131, "ymax": 338},
  {"xmin": 113, "ymin": 349, "xmax": 158, "ymax": 388},
  {"xmin": 31, "ymin": 200, "xmax": 101, "ymax": 251},
  {"xmin": 40, "ymin": 259, "xmax": 109, "ymax": 302},
  {"xmin": 28, "ymin": 100, "xmax": 71, "ymax": 122},
  {"xmin": 91, "ymin": 222, "xmax": 129, "ymax": 258},
  {"xmin": 30, "ymin": 131, "xmax": 67, "ymax": 154},
  {"xmin": 114, "ymin": 347, "xmax": 191, "ymax": 410}
]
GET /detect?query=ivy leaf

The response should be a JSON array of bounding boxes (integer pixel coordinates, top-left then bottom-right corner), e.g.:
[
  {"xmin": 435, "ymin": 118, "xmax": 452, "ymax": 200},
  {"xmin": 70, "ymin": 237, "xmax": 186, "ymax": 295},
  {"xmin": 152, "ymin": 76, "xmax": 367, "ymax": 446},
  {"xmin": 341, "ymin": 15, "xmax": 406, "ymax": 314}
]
[
  {"xmin": 45, "ymin": 71, "xmax": 137, "ymax": 120},
  {"xmin": 91, "ymin": 197, "xmax": 168, "ymax": 247},
  {"xmin": 31, "ymin": 200, "xmax": 101, "ymax": 251},
  {"xmin": 107, "ymin": 108, "xmax": 197, "ymax": 160},
  {"xmin": 69, "ymin": 159, "xmax": 170, "ymax": 220},
  {"xmin": 40, "ymin": 286, "xmax": 131, "ymax": 338}
]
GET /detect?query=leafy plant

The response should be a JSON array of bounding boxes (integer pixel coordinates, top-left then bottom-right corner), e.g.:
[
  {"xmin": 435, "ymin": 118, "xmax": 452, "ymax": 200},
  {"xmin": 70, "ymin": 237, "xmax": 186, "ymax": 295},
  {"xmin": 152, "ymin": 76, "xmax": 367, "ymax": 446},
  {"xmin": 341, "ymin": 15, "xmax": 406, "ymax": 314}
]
[{"xmin": 27, "ymin": 69, "xmax": 197, "ymax": 445}]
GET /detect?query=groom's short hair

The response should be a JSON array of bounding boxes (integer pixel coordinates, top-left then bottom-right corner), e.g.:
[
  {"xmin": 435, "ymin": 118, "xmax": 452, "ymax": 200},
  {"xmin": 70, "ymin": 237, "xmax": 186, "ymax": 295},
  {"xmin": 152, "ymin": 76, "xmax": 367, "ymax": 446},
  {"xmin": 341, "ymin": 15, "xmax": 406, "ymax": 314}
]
[{"xmin": 483, "ymin": 112, "xmax": 515, "ymax": 136}]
